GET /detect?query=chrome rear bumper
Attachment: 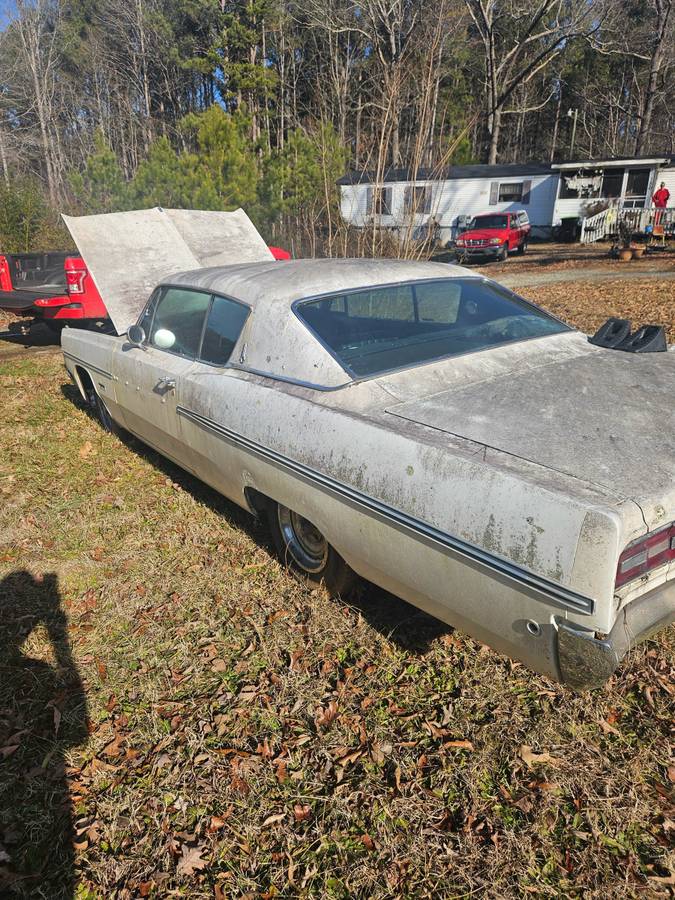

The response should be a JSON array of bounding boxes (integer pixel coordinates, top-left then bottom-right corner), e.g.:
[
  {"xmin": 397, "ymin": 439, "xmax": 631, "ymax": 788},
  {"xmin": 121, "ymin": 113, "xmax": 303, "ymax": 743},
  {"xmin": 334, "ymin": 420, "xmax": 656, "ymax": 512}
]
[{"xmin": 557, "ymin": 580, "xmax": 675, "ymax": 690}]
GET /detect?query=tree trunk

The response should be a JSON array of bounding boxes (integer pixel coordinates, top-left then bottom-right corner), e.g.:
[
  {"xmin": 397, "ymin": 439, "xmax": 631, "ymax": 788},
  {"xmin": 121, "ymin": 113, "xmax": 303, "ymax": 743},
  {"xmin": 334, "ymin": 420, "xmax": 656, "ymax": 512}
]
[
  {"xmin": 635, "ymin": 0, "xmax": 672, "ymax": 154},
  {"xmin": 487, "ymin": 107, "xmax": 501, "ymax": 164},
  {"xmin": 549, "ymin": 89, "xmax": 562, "ymax": 161},
  {"xmin": 391, "ymin": 115, "xmax": 400, "ymax": 166},
  {"xmin": 0, "ymin": 126, "xmax": 9, "ymax": 187},
  {"xmin": 136, "ymin": 0, "xmax": 153, "ymax": 152},
  {"xmin": 354, "ymin": 72, "xmax": 362, "ymax": 167}
]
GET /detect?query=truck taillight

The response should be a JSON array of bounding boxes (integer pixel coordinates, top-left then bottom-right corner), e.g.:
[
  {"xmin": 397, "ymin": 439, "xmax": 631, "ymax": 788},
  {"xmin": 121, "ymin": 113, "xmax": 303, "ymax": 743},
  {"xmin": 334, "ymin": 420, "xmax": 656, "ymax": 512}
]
[
  {"xmin": 615, "ymin": 522, "xmax": 675, "ymax": 588},
  {"xmin": 0, "ymin": 255, "xmax": 12, "ymax": 291},
  {"xmin": 66, "ymin": 268, "xmax": 86, "ymax": 294}
]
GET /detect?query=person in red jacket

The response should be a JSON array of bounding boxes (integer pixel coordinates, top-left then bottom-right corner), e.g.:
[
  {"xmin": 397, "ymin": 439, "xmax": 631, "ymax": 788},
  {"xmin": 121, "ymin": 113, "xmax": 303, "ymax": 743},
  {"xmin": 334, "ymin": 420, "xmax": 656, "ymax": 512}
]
[
  {"xmin": 652, "ymin": 182, "xmax": 670, "ymax": 208},
  {"xmin": 652, "ymin": 181, "xmax": 670, "ymax": 228}
]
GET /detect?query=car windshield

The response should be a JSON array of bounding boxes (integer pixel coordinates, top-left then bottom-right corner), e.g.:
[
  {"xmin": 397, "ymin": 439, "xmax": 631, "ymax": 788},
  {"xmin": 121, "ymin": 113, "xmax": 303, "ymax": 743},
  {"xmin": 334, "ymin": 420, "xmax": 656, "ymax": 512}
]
[
  {"xmin": 296, "ymin": 278, "xmax": 569, "ymax": 378},
  {"xmin": 470, "ymin": 215, "xmax": 509, "ymax": 230}
]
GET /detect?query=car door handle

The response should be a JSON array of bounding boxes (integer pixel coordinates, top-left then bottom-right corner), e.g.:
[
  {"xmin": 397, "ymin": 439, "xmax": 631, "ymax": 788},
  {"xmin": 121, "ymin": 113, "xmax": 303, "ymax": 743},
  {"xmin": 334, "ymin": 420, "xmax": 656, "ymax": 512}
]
[{"xmin": 156, "ymin": 377, "xmax": 176, "ymax": 393}]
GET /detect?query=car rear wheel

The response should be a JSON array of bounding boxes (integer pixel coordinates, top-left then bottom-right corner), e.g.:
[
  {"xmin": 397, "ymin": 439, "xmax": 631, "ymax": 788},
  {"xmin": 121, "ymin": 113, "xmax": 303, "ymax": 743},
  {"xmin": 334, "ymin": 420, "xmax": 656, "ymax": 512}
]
[{"xmin": 267, "ymin": 501, "xmax": 356, "ymax": 596}]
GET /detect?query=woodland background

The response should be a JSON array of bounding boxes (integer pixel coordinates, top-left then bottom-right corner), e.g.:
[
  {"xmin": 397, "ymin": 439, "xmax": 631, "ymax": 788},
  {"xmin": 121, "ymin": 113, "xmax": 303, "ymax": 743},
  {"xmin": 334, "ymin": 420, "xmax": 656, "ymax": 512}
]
[{"xmin": 0, "ymin": 0, "xmax": 673, "ymax": 254}]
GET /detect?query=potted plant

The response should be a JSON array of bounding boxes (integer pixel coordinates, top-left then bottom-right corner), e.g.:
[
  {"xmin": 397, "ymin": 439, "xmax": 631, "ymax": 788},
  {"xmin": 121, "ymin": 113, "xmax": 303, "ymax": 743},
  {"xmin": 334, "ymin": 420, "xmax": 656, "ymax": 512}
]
[{"xmin": 617, "ymin": 220, "xmax": 633, "ymax": 261}]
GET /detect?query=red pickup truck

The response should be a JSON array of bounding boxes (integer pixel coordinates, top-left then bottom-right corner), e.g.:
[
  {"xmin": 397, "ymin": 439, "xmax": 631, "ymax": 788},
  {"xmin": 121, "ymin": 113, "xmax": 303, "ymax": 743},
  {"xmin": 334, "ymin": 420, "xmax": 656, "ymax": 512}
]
[
  {"xmin": 1, "ymin": 245, "xmax": 291, "ymax": 335},
  {"xmin": 454, "ymin": 211, "xmax": 530, "ymax": 263},
  {"xmin": 0, "ymin": 252, "xmax": 107, "ymax": 333}
]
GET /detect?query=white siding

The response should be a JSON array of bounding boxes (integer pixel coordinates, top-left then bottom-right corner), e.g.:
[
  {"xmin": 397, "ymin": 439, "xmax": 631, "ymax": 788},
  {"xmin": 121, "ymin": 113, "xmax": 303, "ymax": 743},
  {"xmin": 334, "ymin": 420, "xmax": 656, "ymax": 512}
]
[
  {"xmin": 340, "ymin": 173, "xmax": 560, "ymax": 240},
  {"xmin": 655, "ymin": 165, "xmax": 675, "ymax": 202}
]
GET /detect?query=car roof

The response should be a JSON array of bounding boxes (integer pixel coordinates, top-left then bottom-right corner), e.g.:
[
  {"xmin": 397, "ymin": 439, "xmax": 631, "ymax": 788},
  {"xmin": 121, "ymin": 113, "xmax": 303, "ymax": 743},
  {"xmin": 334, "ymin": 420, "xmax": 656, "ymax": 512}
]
[
  {"xmin": 163, "ymin": 258, "xmax": 480, "ymax": 389},
  {"xmin": 164, "ymin": 257, "xmax": 476, "ymax": 309},
  {"xmin": 473, "ymin": 211, "xmax": 513, "ymax": 218}
]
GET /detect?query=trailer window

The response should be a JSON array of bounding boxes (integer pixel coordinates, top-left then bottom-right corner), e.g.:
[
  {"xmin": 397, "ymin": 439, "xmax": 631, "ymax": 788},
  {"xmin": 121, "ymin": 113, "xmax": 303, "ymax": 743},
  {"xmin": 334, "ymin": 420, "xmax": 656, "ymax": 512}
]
[{"xmin": 498, "ymin": 183, "xmax": 523, "ymax": 202}]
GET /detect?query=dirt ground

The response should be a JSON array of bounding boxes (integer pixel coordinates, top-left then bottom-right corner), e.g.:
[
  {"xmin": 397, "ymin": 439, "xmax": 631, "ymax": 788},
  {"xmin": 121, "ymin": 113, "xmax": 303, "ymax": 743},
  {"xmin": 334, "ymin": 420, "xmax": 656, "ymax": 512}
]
[
  {"xmin": 437, "ymin": 239, "xmax": 675, "ymax": 277},
  {"xmin": 524, "ymin": 279, "xmax": 675, "ymax": 343}
]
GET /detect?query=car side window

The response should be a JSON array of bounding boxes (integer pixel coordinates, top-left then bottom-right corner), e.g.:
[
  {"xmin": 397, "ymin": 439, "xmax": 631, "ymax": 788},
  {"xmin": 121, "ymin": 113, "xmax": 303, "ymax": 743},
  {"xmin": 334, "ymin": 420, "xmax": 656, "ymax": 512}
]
[
  {"xmin": 149, "ymin": 287, "xmax": 211, "ymax": 358},
  {"xmin": 199, "ymin": 295, "xmax": 250, "ymax": 366}
]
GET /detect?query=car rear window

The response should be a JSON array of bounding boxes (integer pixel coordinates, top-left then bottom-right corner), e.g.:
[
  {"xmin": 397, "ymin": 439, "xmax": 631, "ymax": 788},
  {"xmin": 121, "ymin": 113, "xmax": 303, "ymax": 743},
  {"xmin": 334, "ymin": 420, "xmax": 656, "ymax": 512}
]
[{"xmin": 296, "ymin": 278, "xmax": 569, "ymax": 378}]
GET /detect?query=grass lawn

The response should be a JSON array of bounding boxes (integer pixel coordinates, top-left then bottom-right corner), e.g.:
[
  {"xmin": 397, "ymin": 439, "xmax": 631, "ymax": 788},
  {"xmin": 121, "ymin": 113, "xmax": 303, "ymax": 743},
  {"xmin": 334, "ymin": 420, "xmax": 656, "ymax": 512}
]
[{"xmin": 0, "ymin": 295, "xmax": 673, "ymax": 898}]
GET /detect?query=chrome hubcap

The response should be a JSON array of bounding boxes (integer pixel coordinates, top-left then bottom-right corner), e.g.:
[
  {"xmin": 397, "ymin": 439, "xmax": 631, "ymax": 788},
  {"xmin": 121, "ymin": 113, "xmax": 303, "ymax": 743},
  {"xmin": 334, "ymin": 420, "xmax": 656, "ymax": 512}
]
[{"xmin": 277, "ymin": 505, "xmax": 328, "ymax": 573}]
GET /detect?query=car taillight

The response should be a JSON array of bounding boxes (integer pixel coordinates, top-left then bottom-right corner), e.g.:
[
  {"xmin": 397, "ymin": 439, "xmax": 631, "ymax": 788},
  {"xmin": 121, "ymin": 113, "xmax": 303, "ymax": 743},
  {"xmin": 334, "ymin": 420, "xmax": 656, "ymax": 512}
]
[
  {"xmin": 66, "ymin": 268, "xmax": 86, "ymax": 294},
  {"xmin": 615, "ymin": 522, "xmax": 675, "ymax": 588}
]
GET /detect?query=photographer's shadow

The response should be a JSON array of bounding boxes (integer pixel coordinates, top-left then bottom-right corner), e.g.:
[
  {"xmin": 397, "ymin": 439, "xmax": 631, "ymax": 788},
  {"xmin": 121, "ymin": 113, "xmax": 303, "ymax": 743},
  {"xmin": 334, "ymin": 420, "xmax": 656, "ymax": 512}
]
[{"xmin": 0, "ymin": 571, "xmax": 88, "ymax": 899}]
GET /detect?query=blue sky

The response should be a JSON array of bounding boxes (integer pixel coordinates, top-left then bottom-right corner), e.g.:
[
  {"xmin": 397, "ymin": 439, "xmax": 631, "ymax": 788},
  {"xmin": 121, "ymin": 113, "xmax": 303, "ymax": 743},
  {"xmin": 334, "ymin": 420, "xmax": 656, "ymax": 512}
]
[{"xmin": 0, "ymin": 1, "xmax": 16, "ymax": 27}]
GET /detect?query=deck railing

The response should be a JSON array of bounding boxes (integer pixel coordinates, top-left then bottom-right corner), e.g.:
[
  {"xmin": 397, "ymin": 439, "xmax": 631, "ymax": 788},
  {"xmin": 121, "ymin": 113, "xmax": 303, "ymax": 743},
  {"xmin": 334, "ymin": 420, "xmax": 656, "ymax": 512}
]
[{"xmin": 580, "ymin": 204, "xmax": 675, "ymax": 243}]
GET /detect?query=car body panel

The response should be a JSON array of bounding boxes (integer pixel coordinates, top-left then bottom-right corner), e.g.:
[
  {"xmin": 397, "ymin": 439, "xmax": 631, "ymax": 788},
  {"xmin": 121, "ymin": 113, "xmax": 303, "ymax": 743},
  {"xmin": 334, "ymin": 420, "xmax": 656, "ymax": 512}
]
[
  {"xmin": 112, "ymin": 342, "xmax": 198, "ymax": 466},
  {"xmin": 385, "ymin": 343, "xmax": 675, "ymax": 530},
  {"xmin": 63, "ymin": 329, "xmax": 117, "ymax": 412},
  {"xmin": 61, "ymin": 257, "xmax": 674, "ymax": 688}
]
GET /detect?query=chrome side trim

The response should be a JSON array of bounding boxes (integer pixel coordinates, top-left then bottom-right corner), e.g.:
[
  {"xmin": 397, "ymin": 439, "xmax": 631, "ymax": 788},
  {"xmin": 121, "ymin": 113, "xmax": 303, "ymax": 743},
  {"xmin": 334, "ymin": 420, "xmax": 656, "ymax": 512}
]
[
  {"xmin": 63, "ymin": 351, "xmax": 112, "ymax": 381},
  {"xmin": 177, "ymin": 404, "xmax": 595, "ymax": 615},
  {"xmin": 227, "ymin": 362, "xmax": 352, "ymax": 392}
]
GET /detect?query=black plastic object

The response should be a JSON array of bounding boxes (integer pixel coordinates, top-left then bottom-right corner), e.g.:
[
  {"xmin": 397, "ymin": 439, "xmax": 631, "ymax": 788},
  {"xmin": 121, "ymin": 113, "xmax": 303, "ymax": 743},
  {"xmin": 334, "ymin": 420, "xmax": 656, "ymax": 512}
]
[
  {"xmin": 588, "ymin": 317, "xmax": 632, "ymax": 348},
  {"xmin": 589, "ymin": 318, "xmax": 668, "ymax": 353},
  {"xmin": 616, "ymin": 324, "xmax": 668, "ymax": 353}
]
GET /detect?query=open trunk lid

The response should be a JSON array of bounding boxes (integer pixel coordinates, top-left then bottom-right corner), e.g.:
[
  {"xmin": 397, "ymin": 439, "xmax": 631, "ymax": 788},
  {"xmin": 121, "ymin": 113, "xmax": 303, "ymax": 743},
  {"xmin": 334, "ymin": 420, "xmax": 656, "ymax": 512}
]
[
  {"xmin": 62, "ymin": 208, "xmax": 273, "ymax": 334},
  {"xmin": 385, "ymin": 346, "xmax": 675, "ymax": 530}
]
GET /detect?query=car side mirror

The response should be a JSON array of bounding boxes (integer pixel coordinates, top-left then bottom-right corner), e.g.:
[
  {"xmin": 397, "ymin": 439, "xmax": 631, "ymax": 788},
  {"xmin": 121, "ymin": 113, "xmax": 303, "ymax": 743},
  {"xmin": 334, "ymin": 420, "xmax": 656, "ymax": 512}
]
[{"xmin": 127, "ymin": 324, "xmax": 146, "ymax": 347}]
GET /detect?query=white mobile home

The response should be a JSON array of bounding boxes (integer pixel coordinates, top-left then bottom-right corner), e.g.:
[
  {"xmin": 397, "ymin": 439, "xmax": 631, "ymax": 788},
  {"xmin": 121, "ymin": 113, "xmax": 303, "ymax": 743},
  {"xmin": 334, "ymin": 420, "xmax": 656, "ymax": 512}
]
[
  {"xmin": 552, "ymin": 157, "xmax": 674, "ymax": 229},
  {"xmin": 338, "ymin": 156, "xmax": 675, "ymax": 243},
  {"xmin": 338, "ymin": 163, "xmax": 558, "ymax": 242}
]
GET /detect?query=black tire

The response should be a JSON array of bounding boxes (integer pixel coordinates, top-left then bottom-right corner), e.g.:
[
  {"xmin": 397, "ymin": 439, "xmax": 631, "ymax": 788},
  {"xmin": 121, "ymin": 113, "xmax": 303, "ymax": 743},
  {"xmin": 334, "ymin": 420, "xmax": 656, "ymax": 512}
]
[
  {"xmin": 85, "ymin": 385, "xmax": 120, "ymax": 435},
  {"xmin": 517, "ymin": 240, "xmax": 528, "ymax": 255},
  {"xmin": 267, "ymin": 501, "xmax": 357, "ymax": 596},
  {"xmin": 498, "ymin": 244, "xmax": 508, "ymax": 262}
]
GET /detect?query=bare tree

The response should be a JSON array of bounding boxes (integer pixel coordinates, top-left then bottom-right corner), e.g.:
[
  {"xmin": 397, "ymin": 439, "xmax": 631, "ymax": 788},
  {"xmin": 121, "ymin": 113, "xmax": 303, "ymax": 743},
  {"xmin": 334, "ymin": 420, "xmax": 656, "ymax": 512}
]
[
  {"xmin": 635, "ymin": 0, "xmax": 673, "ymax": 153},
  {"xmin": 465, "ymin": 0, "xmax": 598, "ymax": 163},
  {"xmin": 13, "ymin": 0, "xmax": 62, "ymax": 203}
]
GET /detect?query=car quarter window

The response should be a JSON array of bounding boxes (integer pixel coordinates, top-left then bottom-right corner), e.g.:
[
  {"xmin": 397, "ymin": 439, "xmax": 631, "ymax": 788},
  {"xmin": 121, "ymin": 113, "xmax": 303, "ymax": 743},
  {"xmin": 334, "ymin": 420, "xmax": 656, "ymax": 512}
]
[
  {"xmin": 199, "ymin": 295, "xmax": 250, "ymax": 366},
  {"xmin": 149, "ymin": 287, "xmax": 211, "ymax": 358},
  {"xmin": 296, "ymin": 278, "xmax": 570, "ymax": 378}
]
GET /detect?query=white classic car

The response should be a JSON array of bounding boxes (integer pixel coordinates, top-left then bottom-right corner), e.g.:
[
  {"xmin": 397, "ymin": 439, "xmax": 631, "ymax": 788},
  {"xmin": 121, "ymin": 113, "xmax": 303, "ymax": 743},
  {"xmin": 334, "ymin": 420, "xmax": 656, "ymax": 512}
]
[{"xmin": 61, "ymin": 214, "xmax": 674, "ymax": 690}]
